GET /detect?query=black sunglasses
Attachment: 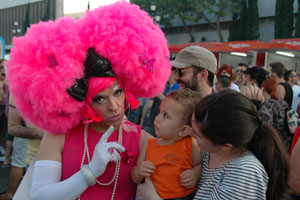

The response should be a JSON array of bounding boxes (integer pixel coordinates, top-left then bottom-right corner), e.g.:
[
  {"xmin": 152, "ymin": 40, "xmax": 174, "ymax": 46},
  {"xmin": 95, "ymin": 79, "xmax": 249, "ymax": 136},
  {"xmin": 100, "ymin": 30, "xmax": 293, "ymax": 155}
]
[
  {"xmin": 237, "ymin": 70, "xmax": 246, "ymax": 73},
  {"xmin": 175, "ymin": 68, "xmax": 184, "ymax": 77}
]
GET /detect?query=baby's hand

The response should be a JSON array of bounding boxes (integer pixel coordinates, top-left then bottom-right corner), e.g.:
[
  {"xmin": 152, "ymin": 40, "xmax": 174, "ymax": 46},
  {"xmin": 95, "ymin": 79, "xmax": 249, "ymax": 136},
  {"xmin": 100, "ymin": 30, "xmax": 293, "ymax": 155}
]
[
  {"xmin": 138, "ymin": 160, "xmax": 155, "ymax": 177},
  {"xmin": 180, "ymin": 169, "xmax": 198, "ymax": 188}
]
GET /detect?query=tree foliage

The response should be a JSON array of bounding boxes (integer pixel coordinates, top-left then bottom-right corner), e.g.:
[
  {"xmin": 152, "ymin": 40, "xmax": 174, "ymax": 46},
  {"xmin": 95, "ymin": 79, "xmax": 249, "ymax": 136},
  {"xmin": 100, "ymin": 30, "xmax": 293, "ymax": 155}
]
[
  {"xmin": 275, "ymin": 0, "xmax": 294, "ymax": 39},
  {"xmin": 23, "ymin": 2, "xmax": 30, "ymax": 35},
  {"xmin": 239, "ymin": 0, "xmax": 248, "ymax": 40},
  {"xmin": 247, "ymin": 0, "xmax": 259, "ymax": 40},
  {"xmin": 228, "ymin": 12, "xmax": 240, "ymax": 41},
  {"xmin": 42, "ymin": 0, "xmax": 51, "ymax": 22},
  {"xmin": 228, "ymin": 0, "xmax": 260, "ymax": 41},
  {"xmin": 295, "ymin": 0, "xmax": 300, "ymax": 37},
  {"xmin": 131, "ymin": 0, "xmax": 240, "ymax": 42}
]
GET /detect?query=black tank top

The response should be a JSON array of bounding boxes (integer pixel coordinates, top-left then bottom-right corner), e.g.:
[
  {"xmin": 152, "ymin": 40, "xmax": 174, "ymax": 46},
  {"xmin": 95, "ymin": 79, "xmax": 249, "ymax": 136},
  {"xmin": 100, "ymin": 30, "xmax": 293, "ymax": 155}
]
[{"xmin": 279, "ymin": 82, "xmax": 293, "ymax": 107}]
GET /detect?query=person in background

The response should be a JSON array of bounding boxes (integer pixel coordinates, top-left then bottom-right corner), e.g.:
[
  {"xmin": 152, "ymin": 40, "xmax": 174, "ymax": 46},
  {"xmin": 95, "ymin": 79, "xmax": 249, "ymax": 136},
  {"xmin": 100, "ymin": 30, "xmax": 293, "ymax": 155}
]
[
  {"xmin": 269, "ymin": 62, "xmax": 293, "ymax": 108},
  {"xmin": 285, "ymin": 70, "xmax": 300, "ymax": 114},
  {"xmin": 0, "ymin": 58, "xmax": 12, "ymax": 167},
  {"xmin": 138, "ymin": 90, "xmax": 290, "ymax": 200},
  {"xmin": 172, "ymin": 46, "xmax": 217, "ymax": 97},
  {"xmin": 215, "ymin": 75, "xmax": 231, "ymax": 92},
  {"xmin": 234, "ymin": 63, "xmax": 248, "ymax": 87},
  {"xmin": 0, "ymin": 59, "xmax": 7, "ymax": 159},
  {"xmin": 0, "ymin": 97, "xmax": 44, "ymax": 200},
  {"xmin": 240, "ymin": 66, "xmax": 264, "ymax": 110},
  {"xmin": 256, "ymin": 67, "xmax": 269, "ymax": 88},
  {"xmin": 259, "ymin": 78, "xmax": 291, "ymax": 150},
  {"xmin": 132, "ymin": 89, "xmax": 202, "ymax": 200},
  {"xmin": 214, "ymin": 64, "xmax": 239, "ymax": 92}
]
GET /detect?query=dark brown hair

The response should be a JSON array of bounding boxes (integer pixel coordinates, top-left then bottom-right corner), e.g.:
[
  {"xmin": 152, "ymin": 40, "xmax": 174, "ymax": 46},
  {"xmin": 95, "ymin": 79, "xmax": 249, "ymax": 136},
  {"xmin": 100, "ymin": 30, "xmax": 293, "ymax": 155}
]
[
  {"xmin": 194, "ymin": 90, "xmax": 290, "ymax": 200},
  {"xmin": 270, "ymin": 62, "xmax": 285, "ymax": 78}
]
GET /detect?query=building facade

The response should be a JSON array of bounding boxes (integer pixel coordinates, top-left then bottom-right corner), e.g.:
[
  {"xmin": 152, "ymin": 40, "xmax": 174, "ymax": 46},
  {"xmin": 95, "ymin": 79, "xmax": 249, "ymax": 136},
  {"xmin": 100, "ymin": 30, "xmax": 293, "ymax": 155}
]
[{"xmin": 0, "ymin": 0, "xmax": 56, "ymax": 51}]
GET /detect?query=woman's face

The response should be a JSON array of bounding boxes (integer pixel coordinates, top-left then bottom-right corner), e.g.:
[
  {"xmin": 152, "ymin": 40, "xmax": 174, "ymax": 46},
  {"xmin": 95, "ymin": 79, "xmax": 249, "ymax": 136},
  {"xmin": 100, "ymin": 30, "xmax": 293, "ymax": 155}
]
[
  {"xmin": 90, "ymin": 80, "xmax": 125, "ymax": 128},
  {"xmin": 190, "ymin": 114, "xmax": 220, "ymax": 153}
]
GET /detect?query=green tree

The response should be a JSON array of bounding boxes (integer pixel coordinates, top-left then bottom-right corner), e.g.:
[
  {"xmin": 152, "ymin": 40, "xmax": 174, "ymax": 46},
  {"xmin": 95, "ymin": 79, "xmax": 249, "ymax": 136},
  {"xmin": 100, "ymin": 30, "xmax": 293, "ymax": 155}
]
[
  {"xmin": 132, "ymin": 0, "xmax": 197, "ymax": 42},
  {"xmin": 131, "ymin": 0, "xmax": 239, "ymax": 42},
  {"xmin": 275, "ymin": 0, "xmax": 294, "ymax": 38},
  {"xmin": 23, "ymin": 2, "xmax": 30, "ymax": 35},
  {"xmin": 194, "ymin": 0, "xmax": 240, "ymax": 42},
  {"xmin": 228, "ymin": 12, "xmax": 241, "ymax": 41},
  {"xmin": 295, "ymin": 0, "xmax": 300, "ymax": 37},
  {"xmin": 283, "ymin": 0, "xmax": 294, "ymax": 38},
  {"xmin": 42, "ymin": 0, "xmax": 50, "ymax": 21},
  {"xmin": 239, "ymin": 0, "xmax": 248, "ymax": 40},
  {"xmin": 247, "ymin": 0, "xmax": 259, "ymax": 40}
]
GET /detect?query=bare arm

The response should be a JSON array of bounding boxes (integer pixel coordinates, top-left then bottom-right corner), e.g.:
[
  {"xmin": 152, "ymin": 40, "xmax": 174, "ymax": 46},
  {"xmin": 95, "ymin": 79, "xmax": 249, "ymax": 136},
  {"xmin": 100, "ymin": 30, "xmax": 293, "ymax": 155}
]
[
  {"xmin": 289, "ymin": 138, "xmax": 300, "ymax": 194},
  {"xmin": 131, "ymin": 130, "xmax": 153, "ymax": 184},
  {"xmin": 8, "ymin": 105, "xmax": 44, "ymax": 139},
  {"xmin": 297, "ymin": 102, "xmax": 300, "ymax": 116},
  {"xmin": 137, "ymin": 177, "xmax": 162, "ymax": 200},
  {"xmin": 37, "ymin": 132, "xmax": 65, "ymax": 161},
  {"xmin": 276, "ymin": 84, "xmax": 286, "ymax": 100}
]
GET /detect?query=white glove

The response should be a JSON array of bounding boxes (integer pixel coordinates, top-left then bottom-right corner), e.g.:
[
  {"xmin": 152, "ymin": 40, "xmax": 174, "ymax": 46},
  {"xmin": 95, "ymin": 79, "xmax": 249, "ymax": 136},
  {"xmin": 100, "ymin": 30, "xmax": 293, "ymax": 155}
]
[{"xmin": 89, "ymin": 125, "xmax": 125, "ymax": 178}]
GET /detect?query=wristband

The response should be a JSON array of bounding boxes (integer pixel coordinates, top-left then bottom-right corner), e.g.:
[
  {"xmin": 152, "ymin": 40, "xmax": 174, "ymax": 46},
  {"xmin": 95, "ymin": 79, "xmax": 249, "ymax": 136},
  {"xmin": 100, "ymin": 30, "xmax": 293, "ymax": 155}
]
[{"xmin": 81, "ymin": 165, "xmax": 96, "ymax": 186}]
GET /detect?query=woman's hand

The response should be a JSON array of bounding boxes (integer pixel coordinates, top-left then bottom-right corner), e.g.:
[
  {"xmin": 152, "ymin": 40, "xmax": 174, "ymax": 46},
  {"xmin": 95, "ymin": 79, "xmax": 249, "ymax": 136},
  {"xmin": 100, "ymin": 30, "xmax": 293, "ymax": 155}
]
[
  {"xmin": 89, "ymin": 126, "xmax": 125, "ymax": 178},
  {"xmin": 137, "ymin": 177, "xmax": 162, "ymax": 200}
]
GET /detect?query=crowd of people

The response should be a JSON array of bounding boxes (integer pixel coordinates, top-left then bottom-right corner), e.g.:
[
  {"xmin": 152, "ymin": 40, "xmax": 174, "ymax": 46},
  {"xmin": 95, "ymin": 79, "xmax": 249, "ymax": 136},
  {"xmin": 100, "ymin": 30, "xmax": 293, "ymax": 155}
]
[{"xmin": 0, "ymin": 1, "xmax": 299, "ymax": 200}]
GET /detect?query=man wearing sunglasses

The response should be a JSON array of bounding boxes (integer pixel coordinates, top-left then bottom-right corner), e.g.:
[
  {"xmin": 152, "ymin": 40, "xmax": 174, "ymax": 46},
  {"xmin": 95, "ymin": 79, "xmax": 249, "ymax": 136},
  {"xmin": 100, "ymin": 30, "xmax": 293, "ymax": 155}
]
[
  {"xmin": 234, "ymin": 63, "xmax": 248, "ymax": 88},
  {"xmin": 171, "ymin": 46, "xmax": 217, "ymax": 97}
]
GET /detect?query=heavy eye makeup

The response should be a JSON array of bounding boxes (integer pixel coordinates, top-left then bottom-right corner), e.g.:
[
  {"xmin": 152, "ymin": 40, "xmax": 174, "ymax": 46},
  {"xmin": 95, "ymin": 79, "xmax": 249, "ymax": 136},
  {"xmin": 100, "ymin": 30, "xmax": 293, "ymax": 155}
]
[
  {"xmin": 93, "ymin": 95, "xmax": 106, "ymax": 104},
  {"xmin": 92, "ymin": 87, "xmax": 123, "ymax": 104},
  {"xmin": 114, "ymin": 88, "xmax": 123, "ymax": 97}
]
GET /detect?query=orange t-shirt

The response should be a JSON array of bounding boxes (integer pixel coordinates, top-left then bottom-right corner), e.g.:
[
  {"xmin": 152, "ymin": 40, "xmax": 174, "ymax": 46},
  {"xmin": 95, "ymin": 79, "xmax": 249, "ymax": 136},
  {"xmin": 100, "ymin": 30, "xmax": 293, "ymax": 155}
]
[{"xmin": 145, "ymin": 137, "xmax": 195, "ymax": 199}]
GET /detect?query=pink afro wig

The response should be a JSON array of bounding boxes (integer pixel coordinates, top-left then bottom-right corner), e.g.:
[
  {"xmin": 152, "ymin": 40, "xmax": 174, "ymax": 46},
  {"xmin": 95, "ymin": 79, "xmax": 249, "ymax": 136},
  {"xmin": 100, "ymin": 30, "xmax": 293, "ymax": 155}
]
[
  {"xmin": 77, "ymin": 1, "xmax": 170, "ymax": 97},
  {"xmin": 6, "ymin": 1, "xmax": 170, "ymax": 134}
]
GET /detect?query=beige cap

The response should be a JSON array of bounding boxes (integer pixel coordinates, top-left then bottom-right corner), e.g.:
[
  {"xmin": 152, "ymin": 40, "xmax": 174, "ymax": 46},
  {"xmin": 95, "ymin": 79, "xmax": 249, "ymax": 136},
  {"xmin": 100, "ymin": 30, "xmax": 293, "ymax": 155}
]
[{"xmin": 172, "ymin": 46, "xmax": 217, "ymax": 74}]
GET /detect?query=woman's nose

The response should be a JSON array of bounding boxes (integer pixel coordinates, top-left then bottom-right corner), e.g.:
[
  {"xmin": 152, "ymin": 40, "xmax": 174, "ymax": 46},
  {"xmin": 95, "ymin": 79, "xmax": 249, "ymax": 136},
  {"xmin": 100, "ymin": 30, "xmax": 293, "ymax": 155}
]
[{"xmin": 108, "ymin": 99, "xmax": 117, "ymax": 111}]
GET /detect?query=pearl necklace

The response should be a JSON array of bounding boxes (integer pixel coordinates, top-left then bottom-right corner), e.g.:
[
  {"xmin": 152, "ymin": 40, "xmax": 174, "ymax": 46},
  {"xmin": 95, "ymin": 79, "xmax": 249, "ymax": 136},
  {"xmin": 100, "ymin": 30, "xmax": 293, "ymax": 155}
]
[{"xmin": 78, "ymin": 123, "xmax": 123, "ymax": 200}]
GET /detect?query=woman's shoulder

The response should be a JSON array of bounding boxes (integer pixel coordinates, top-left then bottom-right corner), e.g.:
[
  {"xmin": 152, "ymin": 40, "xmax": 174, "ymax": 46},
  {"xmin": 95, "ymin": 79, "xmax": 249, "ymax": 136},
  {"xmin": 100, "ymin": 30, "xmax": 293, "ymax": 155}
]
[{"xmin": 227, "ymin": 151, "xmax": 268, "ymax": 178}]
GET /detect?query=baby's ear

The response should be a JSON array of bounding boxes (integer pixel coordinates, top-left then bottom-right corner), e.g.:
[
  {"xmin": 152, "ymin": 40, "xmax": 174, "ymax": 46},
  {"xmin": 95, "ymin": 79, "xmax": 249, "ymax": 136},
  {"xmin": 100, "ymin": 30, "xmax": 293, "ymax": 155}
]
[{"xmin": 178, "ymin": 125, "xmax": 192, "ymax": 137}]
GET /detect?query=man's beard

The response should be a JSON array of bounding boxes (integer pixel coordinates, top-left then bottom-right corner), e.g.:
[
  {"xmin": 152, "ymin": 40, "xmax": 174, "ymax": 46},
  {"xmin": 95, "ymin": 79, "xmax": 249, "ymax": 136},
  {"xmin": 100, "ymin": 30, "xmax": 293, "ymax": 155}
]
[{"xmin": 177, "ymin": 74, "xmax": 199, "ymax": 92}]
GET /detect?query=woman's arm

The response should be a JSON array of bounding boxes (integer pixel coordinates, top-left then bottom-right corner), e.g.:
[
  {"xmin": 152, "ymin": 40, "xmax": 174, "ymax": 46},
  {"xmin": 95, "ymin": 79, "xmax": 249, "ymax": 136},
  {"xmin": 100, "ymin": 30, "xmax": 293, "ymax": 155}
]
[
  {"xmin": 31, "ymin": 132, "xmax": 91, "ymax": 200},
  {"xmin": 30, "ymin": 127, "xmax": 125, "ymax": 200},
  {"xmin": 131, "ymin": 130, "xmax": 154, "ymax": 184},
  {"xmin": 137, "ymin": 177, "xmax": 162, "ymax": 200}
]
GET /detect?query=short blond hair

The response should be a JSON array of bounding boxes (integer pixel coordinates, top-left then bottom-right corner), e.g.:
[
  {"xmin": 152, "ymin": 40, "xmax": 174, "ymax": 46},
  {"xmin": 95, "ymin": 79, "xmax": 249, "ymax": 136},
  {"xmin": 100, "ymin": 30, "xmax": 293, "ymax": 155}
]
[{"xmin": 167, "ymin": 88, "xmax": 202, "ymax": 125}]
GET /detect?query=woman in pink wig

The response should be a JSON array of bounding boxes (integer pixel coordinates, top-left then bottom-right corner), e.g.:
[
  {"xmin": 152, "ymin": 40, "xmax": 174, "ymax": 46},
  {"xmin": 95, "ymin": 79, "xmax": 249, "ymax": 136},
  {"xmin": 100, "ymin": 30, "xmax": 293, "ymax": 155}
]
[{"xmin": 6, "ymin": 2, "xmax": 170, "ymax": 200}]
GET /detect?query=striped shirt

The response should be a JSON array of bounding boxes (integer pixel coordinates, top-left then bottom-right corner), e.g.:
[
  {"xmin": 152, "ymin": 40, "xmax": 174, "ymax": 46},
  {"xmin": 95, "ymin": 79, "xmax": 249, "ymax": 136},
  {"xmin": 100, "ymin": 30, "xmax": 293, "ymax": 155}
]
[{"xmin": 194, "ymin": 151, "xmax": 268, "ymax": 200}]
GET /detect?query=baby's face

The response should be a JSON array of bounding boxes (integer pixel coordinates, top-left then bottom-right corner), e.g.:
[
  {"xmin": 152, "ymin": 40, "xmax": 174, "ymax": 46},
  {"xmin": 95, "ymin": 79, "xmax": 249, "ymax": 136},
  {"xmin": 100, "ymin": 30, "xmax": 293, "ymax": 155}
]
[{"xmin": 154, "ymin": 97, "xmax": 185, "ymax": 141}]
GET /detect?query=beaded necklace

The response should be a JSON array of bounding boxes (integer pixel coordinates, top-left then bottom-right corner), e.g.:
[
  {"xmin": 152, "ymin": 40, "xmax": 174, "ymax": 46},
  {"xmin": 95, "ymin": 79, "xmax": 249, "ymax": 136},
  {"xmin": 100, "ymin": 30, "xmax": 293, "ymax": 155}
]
[{"xmin": 78, "ymin": 123, "xmax": 122, "ymax": 200}]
